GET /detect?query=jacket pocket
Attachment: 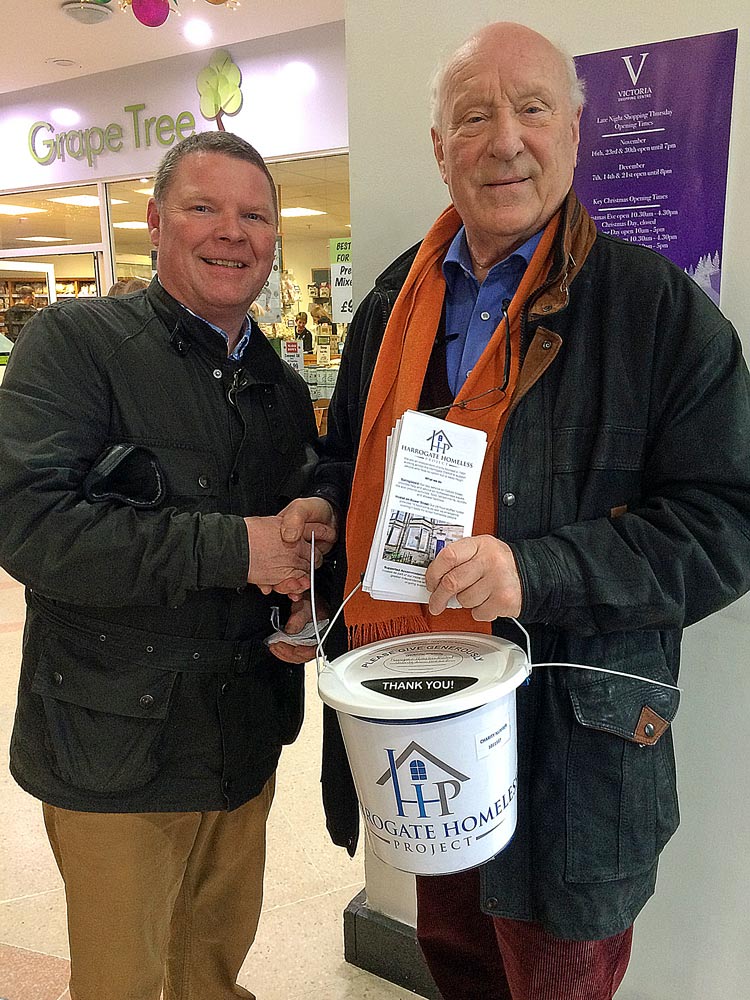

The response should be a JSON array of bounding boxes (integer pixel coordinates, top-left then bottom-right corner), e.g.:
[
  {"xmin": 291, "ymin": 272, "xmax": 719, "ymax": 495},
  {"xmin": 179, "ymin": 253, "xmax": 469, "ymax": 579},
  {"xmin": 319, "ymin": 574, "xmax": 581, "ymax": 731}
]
[
  {"xmin": 564, "ymin": 643, "xmax": 680, "ymax": 883},
  {"xmin": 275, "ymin": 662, "xmax": 305, "ymax": 744},
  {"xmin": 256, "ymin": 657, "xmax": 305, "ymax": 745},
  {"xmin": 551, "ymin": 424, "xmax": 646, "ymax": 525},
  {"xmin": 31, "ymin": 634, "xmax": 178, "ymax": 795}
]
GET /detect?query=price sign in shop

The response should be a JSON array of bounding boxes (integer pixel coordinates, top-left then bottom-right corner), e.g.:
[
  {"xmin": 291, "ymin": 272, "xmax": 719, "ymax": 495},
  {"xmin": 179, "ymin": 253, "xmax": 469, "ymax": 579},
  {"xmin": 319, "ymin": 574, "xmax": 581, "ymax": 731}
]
[{"xmin": 329, "ymin": 239, "xmax": 352, "ymax": 324}]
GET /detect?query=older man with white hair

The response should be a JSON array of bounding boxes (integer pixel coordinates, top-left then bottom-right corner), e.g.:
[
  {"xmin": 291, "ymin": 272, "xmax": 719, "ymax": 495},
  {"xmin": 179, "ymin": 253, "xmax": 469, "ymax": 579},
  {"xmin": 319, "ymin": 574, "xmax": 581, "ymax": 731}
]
[{"xmin": 280, "ymin": 21, "xmax": 750, "ymax": 1000}]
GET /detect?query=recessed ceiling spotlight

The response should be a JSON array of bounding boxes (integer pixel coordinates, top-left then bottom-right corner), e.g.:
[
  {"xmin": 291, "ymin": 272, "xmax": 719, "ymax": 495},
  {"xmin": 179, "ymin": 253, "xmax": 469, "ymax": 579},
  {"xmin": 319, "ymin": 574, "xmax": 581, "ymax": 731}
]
[
  {"xmin": 45, "ymin": 58, "xmax": 82, "ymax": 69},
  {"xmin": 60, "ymin": 2, "xmax": 113, "ymax": 26}
]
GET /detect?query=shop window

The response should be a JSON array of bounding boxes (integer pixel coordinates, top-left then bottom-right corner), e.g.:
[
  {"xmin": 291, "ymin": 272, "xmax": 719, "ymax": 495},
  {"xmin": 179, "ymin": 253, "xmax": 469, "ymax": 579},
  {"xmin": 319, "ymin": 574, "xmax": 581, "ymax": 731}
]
[
  {"xmin": 107, "ymin": 178, "xmax": 155, "ymax": 285},
  {"xmin": 0, "ymin": 184, "xmax": 102, "ymax": 252}
]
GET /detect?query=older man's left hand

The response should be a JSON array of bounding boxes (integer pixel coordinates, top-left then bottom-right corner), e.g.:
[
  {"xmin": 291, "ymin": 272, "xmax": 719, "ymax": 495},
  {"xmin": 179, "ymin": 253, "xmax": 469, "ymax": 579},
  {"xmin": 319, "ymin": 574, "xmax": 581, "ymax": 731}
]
[
  {"xmin": 425, "ymin": 535, "xmax": 523, "ymax": 621},
  {"xmin": 268, "ymin": 595, "xmax": 326, "ymax": 664}
]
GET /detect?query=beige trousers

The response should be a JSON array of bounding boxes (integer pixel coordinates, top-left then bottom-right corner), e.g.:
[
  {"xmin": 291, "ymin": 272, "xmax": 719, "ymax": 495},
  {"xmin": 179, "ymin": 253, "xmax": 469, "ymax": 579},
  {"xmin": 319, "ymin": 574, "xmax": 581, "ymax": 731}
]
[{"xmin": 43, "ymin": 776, "xmax": 274, "ymax": 1000}]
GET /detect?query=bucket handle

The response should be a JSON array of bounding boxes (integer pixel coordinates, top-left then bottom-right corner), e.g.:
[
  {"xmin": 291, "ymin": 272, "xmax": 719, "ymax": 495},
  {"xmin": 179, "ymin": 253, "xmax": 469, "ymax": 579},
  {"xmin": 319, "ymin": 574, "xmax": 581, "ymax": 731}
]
[{"xmin": 308, "ymin": 534, "xmax": 680, "ymax": 693}]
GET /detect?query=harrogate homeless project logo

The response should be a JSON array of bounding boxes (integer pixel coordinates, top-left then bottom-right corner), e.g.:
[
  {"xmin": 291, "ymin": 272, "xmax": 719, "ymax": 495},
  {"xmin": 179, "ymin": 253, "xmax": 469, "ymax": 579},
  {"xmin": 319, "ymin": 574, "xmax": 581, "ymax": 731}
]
[
  {"xmin": 427, "ymin": 429, "xmax": 452, "ymax": 455},
  {"xmin": 358, "ymin": 737, "xmax": 518, "ymax": 861},
  {"xmin": 377, "ymin": 741, "xmax": 470, "ymax": 819}
]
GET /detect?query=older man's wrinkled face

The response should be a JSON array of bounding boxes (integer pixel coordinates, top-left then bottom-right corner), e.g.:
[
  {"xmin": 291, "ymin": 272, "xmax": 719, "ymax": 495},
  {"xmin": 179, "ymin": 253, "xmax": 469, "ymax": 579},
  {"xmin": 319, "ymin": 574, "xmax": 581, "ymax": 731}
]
[{"xmin": 432, "ymin": 25, "xmax": 581, "ymax": 265}]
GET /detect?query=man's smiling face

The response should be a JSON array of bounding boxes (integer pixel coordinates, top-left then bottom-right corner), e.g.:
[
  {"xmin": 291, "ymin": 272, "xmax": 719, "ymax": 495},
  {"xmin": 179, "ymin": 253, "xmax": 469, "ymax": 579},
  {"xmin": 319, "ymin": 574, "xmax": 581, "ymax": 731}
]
[
  {"xmin": 431, "ymin": 23, "xmax": 581, "ymax": 266},
  {"xmin": 147, "ymin": 151, "xmax": 277, "ymax": 336}
]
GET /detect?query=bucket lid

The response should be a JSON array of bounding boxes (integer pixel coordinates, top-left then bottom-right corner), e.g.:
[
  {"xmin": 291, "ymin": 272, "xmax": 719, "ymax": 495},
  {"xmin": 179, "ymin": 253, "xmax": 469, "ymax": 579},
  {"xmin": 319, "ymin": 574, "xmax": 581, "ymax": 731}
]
[{"xmin": 318, "ymin": 632, "xmax": 529, "ymax": 720}]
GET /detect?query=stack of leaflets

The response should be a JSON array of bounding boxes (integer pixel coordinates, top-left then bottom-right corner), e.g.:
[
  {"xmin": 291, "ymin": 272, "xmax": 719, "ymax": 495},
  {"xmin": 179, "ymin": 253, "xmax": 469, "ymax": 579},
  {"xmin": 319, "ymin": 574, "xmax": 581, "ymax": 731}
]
[{"xmin": 363, "ymin": 409, "xmax": 488, "ymax": 605}]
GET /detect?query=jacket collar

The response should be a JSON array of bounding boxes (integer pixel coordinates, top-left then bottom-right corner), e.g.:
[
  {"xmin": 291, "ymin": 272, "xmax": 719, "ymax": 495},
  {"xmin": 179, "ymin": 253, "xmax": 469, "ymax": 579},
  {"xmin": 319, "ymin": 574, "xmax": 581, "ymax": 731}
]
[
  {"xmin": 373, "ymin": 189, "xmax": 597, "ymax": 319},
  {"xmin": 145, "ymin": 277, "xmax": 282, "ymax": 384},
  {"xmin": 146, "ymin": 277, "xmax": 229, "ymax": 360},
  {"xmin": 526, "ymin": 189, "xmax": 597, "ymax": 322}
]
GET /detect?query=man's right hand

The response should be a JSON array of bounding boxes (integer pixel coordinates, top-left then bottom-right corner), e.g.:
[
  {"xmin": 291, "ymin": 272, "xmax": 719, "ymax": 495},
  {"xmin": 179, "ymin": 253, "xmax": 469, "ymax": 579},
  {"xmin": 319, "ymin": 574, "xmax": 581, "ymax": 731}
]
[
  {"xmin": 244, "ymin": 515, "xmax": 318, "ymax": 588},
  {"xmin": 278, "ymin": 497, "xmax": 338, "ymax": 551},
  {"xmin": 255, "ymin": 498, "xmax": 338, "ymax": 598}
]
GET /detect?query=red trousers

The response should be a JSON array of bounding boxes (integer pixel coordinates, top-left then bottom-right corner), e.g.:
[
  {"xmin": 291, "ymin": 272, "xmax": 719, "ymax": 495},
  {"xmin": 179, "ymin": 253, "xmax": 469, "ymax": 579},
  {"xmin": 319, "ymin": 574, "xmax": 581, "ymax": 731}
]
[{"xmin": 416, "ymin": 869, "xmax": 633, "ymax": 1000}]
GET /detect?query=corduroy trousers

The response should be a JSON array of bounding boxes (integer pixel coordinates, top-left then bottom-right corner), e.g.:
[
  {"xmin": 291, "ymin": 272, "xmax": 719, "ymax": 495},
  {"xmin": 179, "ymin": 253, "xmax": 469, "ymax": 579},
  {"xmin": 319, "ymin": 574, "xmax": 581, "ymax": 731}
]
[
  {"xmin": 43, "ymin": 776, "xmax": 274, "ymax": 1000},
  {"xmin": 416, "ymin": 868, "xmax": 633, "ymax": 1000}
]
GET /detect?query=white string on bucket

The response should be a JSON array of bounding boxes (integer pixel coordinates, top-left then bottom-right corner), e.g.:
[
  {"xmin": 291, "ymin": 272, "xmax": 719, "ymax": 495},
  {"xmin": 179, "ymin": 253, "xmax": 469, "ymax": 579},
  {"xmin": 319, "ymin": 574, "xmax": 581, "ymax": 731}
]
[{"xmin": 307, "ymin": 533, "xmax": 681, "ymax": 693}]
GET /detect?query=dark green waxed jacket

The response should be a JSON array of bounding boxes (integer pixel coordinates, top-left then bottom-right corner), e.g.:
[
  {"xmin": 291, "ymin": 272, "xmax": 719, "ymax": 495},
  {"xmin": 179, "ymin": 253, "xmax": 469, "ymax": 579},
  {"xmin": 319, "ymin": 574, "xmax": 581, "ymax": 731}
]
[
  {"xmin": 0, "ymin": 279, "xmax": 318, "ymax": 813},
  {"xmin": 314, "ymin": 192, "xmax": 750, "ymax": 938}
]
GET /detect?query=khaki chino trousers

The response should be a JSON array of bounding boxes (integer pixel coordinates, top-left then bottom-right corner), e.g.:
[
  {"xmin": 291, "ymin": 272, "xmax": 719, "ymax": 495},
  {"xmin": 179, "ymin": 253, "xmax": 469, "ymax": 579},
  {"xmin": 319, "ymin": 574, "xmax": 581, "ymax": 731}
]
[{"xmin": 43, "ymin": 776, "xmax": 274, "ymax": 1000}]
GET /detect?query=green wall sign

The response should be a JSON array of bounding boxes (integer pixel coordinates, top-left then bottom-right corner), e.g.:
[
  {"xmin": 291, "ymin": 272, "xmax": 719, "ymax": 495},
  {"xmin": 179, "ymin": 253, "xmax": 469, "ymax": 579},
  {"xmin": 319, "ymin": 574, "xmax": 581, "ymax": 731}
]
[{"xmin": 28, "ymin": 104, "xmax": 197, "ymax": 168}]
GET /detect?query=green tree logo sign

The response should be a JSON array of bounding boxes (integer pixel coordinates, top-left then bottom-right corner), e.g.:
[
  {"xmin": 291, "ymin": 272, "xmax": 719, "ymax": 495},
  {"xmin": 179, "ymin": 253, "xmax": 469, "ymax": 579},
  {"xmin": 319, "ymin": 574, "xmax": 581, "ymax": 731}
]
[{"xmin": 196, "ymin": 50, "xmax": 243, "ymax": 131}]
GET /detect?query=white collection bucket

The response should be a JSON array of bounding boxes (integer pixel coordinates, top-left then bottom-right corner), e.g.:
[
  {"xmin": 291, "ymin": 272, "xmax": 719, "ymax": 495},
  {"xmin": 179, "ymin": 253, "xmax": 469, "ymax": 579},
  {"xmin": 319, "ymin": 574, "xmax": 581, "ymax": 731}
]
[{"xmin": 317, "ymin": 632, "xmax": 529, "ymax": 876}]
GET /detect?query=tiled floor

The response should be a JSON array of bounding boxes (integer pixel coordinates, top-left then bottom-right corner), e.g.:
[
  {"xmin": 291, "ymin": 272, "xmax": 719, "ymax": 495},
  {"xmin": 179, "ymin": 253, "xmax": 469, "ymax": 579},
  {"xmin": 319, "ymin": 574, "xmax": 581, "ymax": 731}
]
[{"xmin": 0, "ymin": 568, "xmax": 420, "ymax": 1000}]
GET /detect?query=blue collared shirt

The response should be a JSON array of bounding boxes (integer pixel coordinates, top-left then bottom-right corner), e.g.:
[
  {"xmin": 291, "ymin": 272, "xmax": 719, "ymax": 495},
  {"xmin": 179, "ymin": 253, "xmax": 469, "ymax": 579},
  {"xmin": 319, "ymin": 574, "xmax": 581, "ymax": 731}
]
[
  {"xmin": 442, "ymin": 227, "xmax": 543, "ymax": 395},
  {"xmin": 182, "ymin": 305, "xmax": 252, "ymax": 361}
]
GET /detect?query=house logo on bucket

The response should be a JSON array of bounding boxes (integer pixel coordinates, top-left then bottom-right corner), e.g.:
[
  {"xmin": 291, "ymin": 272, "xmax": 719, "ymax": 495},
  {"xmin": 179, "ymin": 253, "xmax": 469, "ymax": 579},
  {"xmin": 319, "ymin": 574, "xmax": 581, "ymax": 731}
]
[
  {"xmin": 377, "ymin": 741, "xmax": 470, "ymax": 818},
  {"xmin": 359, "ymin": 737, "xmax": 518, "ymax": 866}
]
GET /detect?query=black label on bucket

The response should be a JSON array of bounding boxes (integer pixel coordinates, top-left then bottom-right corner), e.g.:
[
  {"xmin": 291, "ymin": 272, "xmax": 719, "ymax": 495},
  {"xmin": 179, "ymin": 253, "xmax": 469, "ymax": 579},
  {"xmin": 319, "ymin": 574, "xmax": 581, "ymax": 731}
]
[{"xmin": 361, "ymin": 675, "xmax": 479, "ymax": 701}]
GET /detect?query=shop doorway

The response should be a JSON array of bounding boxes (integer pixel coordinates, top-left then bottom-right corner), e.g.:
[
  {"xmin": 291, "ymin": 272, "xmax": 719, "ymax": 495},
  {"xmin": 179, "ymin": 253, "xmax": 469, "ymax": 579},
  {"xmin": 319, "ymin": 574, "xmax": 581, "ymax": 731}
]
[
  {"xmin": 0, "ymin": 260, "xmax": 56, "ymax": 364},
  {"xmin": 0, "ymin": 252, "xmax": 103, "ymax": 370}
]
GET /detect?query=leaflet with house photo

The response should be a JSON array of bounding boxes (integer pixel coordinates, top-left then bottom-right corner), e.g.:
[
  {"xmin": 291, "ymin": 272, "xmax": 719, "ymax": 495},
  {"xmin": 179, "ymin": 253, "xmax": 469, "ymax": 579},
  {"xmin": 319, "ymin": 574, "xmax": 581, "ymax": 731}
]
[{"xmin": 364, "ymin": 409, "xmax": 487, "ymax": 604}]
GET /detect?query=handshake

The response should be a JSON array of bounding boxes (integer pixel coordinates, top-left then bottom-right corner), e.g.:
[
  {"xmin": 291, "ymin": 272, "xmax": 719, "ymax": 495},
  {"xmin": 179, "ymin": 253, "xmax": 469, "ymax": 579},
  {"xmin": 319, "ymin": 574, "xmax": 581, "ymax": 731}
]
[{"xmin": 243, "ymin": 497, "xmax": 338, "ymax": 600}]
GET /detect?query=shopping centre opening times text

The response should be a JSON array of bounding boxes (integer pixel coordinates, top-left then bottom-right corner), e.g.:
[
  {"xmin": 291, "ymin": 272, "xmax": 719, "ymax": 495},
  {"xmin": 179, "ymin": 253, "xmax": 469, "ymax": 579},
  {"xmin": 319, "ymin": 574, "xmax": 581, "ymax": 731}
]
[{"xmin": 585, "ymin": 110, "xmax": 679, "ymax": 253}]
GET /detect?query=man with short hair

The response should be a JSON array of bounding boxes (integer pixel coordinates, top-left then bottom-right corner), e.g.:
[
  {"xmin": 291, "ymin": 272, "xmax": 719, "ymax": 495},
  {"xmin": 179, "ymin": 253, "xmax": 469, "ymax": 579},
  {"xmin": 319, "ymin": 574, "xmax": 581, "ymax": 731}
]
[
  {"xmin": 281, "ymin": 22, "xmax": 750, "ymax": 999},
  {"xmin": 0, "ymin": 131, "xmax": 333, "ymax": 1000},
  {"xmin": 4, "ymin": 284, "xmax": 37, "ymax": 342}
]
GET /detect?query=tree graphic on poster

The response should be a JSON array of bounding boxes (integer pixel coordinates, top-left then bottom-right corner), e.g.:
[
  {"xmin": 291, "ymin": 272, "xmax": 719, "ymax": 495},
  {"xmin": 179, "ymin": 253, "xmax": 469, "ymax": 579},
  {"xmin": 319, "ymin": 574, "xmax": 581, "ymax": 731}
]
[{"xmin": 196, "ymin": 50, "xmax": 243, "ymax": 131}]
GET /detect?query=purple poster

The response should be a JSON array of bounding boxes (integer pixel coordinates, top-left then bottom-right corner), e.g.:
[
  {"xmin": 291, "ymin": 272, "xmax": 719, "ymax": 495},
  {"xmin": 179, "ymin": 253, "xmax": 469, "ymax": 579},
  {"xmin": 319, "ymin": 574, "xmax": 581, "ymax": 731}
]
[{"xmin": 574, "ymin": 30, "xmax": 737, "ymax": 305}]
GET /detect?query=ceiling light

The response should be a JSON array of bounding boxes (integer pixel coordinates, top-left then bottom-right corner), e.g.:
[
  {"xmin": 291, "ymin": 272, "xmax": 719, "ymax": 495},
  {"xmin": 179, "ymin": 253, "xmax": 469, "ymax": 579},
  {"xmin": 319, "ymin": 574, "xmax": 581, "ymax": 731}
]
[
  {"xmin": 47, "ymin": 195, "xmax": 124, "ymax": 207},
  {"xmin": 48, "ymin": 195, "xmax": 100, "ymax": 207},
  {"xmin": 60, "ymin": 2, "xmax": 113, "ymax": 27},
  {"xmin": 184, "ymin": 19, "xmax": 213, "ymax": 47},
  {"xmin": 46, "ymin": 58, "xmax": 82, "ymax": 69},
  {"xmin": 18, "ymin": 236, "xmax": 73, "ymax": 243},
  {"xmin": 135, "ymin": 188, "xmax": 155, "ymax": 196},
  {"xmin": 113, "ymin": 221, "xmax": 150, "ymax": 229},
  {"xmin": 280, "ymin": 207, "xmax": 326, "ymax": 218},
  {"xmin": 0, "ymin": 205, "xmax": 47, "ymax": 216},
  {"xmin": 51, "ymin": 107, "xmax": 82, "ymax": 127}
]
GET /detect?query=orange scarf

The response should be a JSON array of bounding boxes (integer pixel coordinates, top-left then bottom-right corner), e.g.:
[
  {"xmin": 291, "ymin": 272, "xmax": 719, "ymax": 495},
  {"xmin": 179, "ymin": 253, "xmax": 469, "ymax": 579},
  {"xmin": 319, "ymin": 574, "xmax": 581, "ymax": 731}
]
[{"xmin": 344, "ymin": 205, "xmax": 560, "ymax": 647}]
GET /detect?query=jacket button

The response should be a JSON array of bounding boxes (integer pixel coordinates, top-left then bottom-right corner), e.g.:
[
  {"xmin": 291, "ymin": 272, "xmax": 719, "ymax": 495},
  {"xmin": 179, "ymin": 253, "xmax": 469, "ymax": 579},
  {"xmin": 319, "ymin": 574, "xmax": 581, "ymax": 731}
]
[
  {"xmin": 542, "ymin": 340, "xmax": 552, "ymax": 350},
  {"xmin": 52, "ymin": 671, "xmax": 63, "ymax": 686},
  {"xmin": 221, "ymin": 681, "xmax": 231, "ymax": 695},
  {"xmin": 198, "ymin": 475, "xmax": 210, "ymax": 489},
  {"xmin": 213, "ymin": 369, "xmax": 222, "ymax": 379},
  {"xmin": 485, "ymin": 897, "xmax": 499, "ymax": 911},
  {"xmin": 230, "ymin": 470, "xmax": 239, "ymax": 485},
  {"xmin": 644, "ymin": 723, "xmax": 655, "ymax": 737},
  {"xmin": 502, "ymin": 492, "xmax": 516, "ymax": 506},
  {"xmin": 139, "ymin": 694, "xmax": 154, "ymax": 709}
]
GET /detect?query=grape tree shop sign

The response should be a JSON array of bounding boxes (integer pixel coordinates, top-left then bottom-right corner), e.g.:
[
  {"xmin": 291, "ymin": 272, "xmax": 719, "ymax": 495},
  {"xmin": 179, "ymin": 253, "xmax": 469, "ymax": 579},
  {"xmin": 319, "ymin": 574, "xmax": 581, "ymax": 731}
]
[
  {"xmin": 0, "ymin": 22, "xmax": 347, "ymax": 189},
  {"xmin": 29, "ymin": 104, "xmax": 197, "ymax": 167}
]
